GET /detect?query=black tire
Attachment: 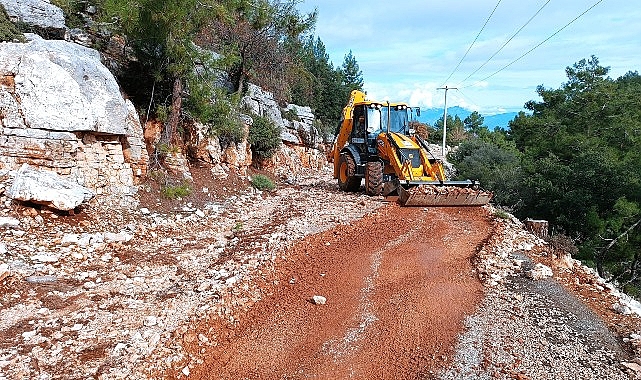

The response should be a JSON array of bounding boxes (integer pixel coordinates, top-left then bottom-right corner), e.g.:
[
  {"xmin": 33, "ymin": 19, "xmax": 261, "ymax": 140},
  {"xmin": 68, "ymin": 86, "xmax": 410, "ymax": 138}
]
[
  {"xmin": 365, "ymin": 161, "xmax": 383, "ymax": 196},
  {"xmin": 337, "ymin": 153, "xmax": 361, "ymax": 192}
]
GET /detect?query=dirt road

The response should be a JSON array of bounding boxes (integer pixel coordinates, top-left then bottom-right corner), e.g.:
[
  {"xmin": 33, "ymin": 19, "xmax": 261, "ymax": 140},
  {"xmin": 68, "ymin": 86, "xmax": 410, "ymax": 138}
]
[{"xmin": 189, "ymin": 204, "xmax": 494, "ymax": 379}]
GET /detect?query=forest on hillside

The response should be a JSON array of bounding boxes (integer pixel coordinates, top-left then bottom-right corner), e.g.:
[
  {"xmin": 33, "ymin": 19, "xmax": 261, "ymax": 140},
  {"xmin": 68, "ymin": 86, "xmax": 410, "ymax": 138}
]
[
  {"xmin": 448, "ymin": 56, "xmax": 641, "ymax": 295},
  {"xmin": 89, "ymin": 0, "xmax": 363, "ymax": 153}
]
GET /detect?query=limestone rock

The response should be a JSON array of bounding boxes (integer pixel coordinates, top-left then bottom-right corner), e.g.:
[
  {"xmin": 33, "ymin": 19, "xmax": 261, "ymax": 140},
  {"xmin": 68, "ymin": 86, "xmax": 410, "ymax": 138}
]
[
  {"xmin": 0, "ymin": 34, "xmax": 128, "ymax": 134},
  {"xmin": 7, "ymin": 164, "xmax": 94, "ymax": 210},
  {"xmin": 0, "ymin": 35, "xmax": 148, "ymax": 196},
  {"xmin": 526, "ymin": 263, "xmax": 553, "ymax": 280},
  {"xmin": 0, "ymin": 216, "xmax": 19, "ymax": 228},
  {"xmin": 311, "ymin": 295, "xmax": 326, "ymax": 305},
  {"xmin": 0, "ymin": 0, "xmax": 66, "ymax": 39}
]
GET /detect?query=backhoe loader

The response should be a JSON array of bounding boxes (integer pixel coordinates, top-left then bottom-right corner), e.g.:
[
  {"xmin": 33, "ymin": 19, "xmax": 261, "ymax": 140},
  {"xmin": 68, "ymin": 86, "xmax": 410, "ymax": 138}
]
[{"xmin": 332, "ymin": 90, "xmax": 492, "ymax": 206}]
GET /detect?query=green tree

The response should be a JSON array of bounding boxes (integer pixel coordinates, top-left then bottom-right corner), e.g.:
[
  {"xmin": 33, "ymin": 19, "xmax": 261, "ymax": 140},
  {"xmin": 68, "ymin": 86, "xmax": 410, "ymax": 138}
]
[
  {"xmin": 510, "ymin": 56, "xmax": 641, "ymax": 285},
  {"xmin": 463, "ymin": 111, "xmax": 484, "ymax": 136},
  {"xmin": 200, "ymin": 0, "xmax": 316, "ymax": 99},
  {"xmin": 340, "ymin": 50, "xmax": 363, "ymax": 92},
  {"xmin": 433, "ymin": 115, "xmax": 466, "ymax": 145},
  {"xmin": 287, "ymin": 36, "xmax": 347, "ymax": 138},
  {"xmin": 449, "ymin": 137, "xmax": 523, "ymax": 210},
  {"xmin": 100, "ymin": 0, "xmax": 213, "ymax": 144}
]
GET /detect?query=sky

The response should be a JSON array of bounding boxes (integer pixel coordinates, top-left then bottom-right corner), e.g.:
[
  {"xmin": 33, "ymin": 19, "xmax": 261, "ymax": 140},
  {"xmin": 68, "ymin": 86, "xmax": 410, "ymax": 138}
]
[{"xmin": 296, "ymin": 0, "xmax": 641, "ymax": 115}]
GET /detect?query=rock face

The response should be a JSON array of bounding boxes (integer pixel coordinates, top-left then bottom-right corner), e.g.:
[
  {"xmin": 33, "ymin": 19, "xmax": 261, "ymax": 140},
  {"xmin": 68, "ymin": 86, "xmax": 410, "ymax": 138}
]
[
  {"xmin": 242, "ymin": 83, "xmax": 322, "ymax": 148},
  {"xmin": 188, "ymin": 120, "xmax": 253, "ymax": 176},
  {"xmin": 0, "ymin": 34, "xmax": 148, "ymax": 197},
  {"xmin": 7, "ymin": 164, "xmax": 94, "ymax": 210},
  {"xmin": 0, "ymin": 0, "xmax": 66, "ymax": 39},
  {"xmin": 188, "ymin": 83, "xmax": 328, "ymax": 179}
]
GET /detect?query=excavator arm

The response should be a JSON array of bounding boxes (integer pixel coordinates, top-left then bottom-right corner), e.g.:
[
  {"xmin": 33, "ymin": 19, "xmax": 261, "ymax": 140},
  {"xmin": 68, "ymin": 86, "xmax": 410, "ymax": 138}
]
[{"xmin": 332, "ymin": 90, "xmax": 367, "ymax": 178}]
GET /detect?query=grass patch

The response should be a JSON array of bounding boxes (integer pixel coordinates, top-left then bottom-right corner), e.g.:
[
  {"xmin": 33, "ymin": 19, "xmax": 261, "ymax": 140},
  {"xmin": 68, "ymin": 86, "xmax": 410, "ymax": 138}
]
[
  {"xmin": 251, "ymin": 174, "xmax": 275, "ymax": 191},
  {"xmin": 161, "ymin": 182, "xmax": 192, "ymax": 199},
  {"xmin": 493, "ymin": 209, "xmax": 511, "ymax": 220}
]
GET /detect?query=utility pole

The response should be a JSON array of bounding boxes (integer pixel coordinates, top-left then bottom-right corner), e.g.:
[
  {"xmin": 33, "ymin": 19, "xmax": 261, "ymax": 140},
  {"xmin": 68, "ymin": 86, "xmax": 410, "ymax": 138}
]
[{"xmin": 437, "ymin": 86, "xmax": 457, "ymax": 156}]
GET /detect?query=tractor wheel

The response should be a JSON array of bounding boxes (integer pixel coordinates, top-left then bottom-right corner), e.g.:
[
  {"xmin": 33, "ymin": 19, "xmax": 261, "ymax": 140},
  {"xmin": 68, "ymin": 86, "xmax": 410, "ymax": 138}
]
[
  {"xmin": 365, "ymin": 161, "xmax": 383, "ymax": 196},
  {"xmin": 338, "ymin": 153, "xmax": 361, "ymax": 192}
]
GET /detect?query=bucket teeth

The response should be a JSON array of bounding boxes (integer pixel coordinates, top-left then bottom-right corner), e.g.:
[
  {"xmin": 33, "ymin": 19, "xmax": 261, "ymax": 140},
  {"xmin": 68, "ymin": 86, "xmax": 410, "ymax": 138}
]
[{"xmin": 398, "ymin": 185, "xmax": 493, "ymax": 206}]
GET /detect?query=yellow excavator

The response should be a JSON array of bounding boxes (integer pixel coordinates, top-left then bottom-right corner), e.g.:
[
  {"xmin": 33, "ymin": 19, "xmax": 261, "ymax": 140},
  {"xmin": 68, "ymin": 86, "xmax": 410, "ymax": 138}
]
[{"xmin": 332, "ymin": 90, "xmax": 492, "ymax": 206}]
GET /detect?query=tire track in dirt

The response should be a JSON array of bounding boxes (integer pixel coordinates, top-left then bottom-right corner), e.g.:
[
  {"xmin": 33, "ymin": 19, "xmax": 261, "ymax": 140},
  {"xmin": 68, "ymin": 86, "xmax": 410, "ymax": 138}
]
[{"xmin": 188, "ymin": 204, "xmax": 493, "ymax": 379}]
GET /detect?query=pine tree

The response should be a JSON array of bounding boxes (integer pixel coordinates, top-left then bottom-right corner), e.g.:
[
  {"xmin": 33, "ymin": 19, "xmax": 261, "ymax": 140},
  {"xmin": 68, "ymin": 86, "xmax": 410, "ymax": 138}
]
[{"xmin": 340, "ymin": 50, "xmax": 364, "ymax": 92}]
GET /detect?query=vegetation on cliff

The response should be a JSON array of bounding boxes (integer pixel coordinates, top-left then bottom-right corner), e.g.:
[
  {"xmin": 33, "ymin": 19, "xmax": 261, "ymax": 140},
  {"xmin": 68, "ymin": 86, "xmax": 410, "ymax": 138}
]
[{"xmin": 95, "ymin": 0, "xmax": 361, "ymax": 159}]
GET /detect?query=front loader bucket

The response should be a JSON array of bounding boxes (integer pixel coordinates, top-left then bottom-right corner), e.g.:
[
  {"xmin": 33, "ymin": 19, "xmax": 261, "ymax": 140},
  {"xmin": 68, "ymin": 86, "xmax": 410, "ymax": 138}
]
[{"xmin": 398, "ymin": 185, "xmax": 493, "ymax": 207}]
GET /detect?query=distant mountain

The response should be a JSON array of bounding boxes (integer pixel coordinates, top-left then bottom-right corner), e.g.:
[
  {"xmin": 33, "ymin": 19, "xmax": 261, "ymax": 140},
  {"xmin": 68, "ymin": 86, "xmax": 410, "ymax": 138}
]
[{"xmin": 416, "ymin": 106, "xmax": 520, "ymax": 130}]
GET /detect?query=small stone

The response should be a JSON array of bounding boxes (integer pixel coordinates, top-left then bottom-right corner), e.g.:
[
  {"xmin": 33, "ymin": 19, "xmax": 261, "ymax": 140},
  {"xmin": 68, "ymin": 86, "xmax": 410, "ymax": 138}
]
[
  {"xmin": 0, "ymin": 217, "xmax": 19, "ymax": 228},
  {"xmin": 83, "ymin": 281, "xmax": 96, "ymax": 289},
  {"xmin": 140, "ymin": 208, "xmax": 150, "ymax": 215},
  {"xmin": 198, "ymin": 334, "xmax": 208, "ymax": 343},
  {"xmin": 311, "ymin": 295, "xmax": 326, "ymax": 305},
  {"xmin": 622, "ymin": 362, "xmax": 641, "ymax": 373},
  {"xmin": 144, "ymin": 316, "xmax": 158, "ymax": 327},
  {"xmin": 25, "ymin": 275, "xmax": 57, "ymax": 284},
  {"xmin": 22, "ymin": 330, "xmax": 37, "ymax": 340},
  {"xmin": 0, "ymin": 263, "xmax": 9, "ymax": 281},
  {"xmin": 195, "ymin": 209, "xmax": 206, "ymax": 218},
  {"xmin": 31, "ymin": 254, "xmax": 58, "ymax": 263},
  {"xmin": 525, "ymin": 263, "xmax": 553, "ymax": 280},
  {"xmin": 70, "ymin": 324, "xmax": 83, "ymax": 331},
  {"xmin": 613, "ymin": 302, "xmax": 632, "ymax": 315},
  {"xmin": 197, "ymin": 281, "xmax": 211, "ymax": 292},
  {"xmin": 61, "ymin": 234, "xmax": 80, "ymax": 246},
  {"xmin": 182, "ymin": 366, "xmax": 190, "ymax": 376},
  {"xmin": 113, "ymin": 342, "xmax": 127, "ymax": 355}
]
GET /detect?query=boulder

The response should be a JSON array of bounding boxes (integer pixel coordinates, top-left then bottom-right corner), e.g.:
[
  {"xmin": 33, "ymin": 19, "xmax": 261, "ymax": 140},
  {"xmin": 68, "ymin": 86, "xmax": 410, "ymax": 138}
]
[
  {"xmin": 0, "ymin": 0, "xmax": 66, "ymax": 39},
  {"xmin": 0, "ymin": 34, "xmax": 148, "ymax": 196},
  {"xmin": 525, "ymin": 263, "xmax": 553, "ymax": 280},
  {"xmin": 0, "ymin": 34, "xmax": 128, "ymax": 134},
  {"xmin": 7, "ymin": 164, "xmax": 94, "ymax": 210}
]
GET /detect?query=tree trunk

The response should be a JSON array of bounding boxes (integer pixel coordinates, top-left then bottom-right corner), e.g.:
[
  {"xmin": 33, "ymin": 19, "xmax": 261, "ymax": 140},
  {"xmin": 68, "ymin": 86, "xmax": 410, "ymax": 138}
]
[{"xmin": 164, "ymin": 76, "xmax": 183, "ymax": 145}]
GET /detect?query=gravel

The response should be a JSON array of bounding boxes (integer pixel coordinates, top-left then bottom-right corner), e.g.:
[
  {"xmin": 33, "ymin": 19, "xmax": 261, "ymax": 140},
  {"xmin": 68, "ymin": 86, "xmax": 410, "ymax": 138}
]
[{"xmin": 0, "ymin": 168, "xmax": 640, "ymax": 379}]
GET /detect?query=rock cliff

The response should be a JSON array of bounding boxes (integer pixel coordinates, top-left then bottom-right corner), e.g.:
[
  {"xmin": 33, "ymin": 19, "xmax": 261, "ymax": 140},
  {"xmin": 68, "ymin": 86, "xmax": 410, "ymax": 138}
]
[{"xmin": 0, "ymin": 34, "xmax": 148, "ymax": 201}]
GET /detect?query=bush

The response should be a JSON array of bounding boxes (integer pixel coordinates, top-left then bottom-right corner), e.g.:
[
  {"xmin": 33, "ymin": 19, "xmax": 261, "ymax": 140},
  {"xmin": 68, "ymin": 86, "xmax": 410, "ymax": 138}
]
[
  {"xmin": 0, "ymin": 5, "xmax": 26, "ymax": 42},
  {"xmin": 251, "ymin": 174, "xmax": 275, "ymax": 191},
  {"xmin": 249, "ymin": 114, "xmax": 281, "ymax": 160},
  {"xmin": 186, "ymin": 85, "xmax": 244, "ymax": 146},
  {"xmin": 161, "ymin": 182, "xmax": 192, "ymax": 199},
  {"xmin": 282, "ymin": 107, "xmax": 300, "ymax": 122}
]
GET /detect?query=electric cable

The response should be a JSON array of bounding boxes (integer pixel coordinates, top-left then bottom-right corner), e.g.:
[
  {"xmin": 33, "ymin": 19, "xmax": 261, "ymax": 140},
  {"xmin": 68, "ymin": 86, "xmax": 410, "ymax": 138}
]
[
  {"xmin": 463, "ymin": 0, "xmax": 605, "ymax": 89},
  {"xmin": 440, "ymin": 0, "xmax": 503, "ymax": 87},
  {"xmin": 456, "ymin": 0, "xmax": 552, "ymax": 87}
]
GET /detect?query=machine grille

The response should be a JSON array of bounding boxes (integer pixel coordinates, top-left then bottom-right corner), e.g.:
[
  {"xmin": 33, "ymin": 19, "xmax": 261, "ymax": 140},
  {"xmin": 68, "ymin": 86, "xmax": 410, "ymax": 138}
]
[{"xmin": 397, "ymin": 148, "xmax": 421, "ymax": 167}]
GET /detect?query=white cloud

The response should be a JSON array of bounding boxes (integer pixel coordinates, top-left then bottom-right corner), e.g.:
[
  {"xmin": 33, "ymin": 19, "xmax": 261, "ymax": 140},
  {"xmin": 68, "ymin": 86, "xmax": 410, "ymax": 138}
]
[{"xmin": 299, "ymin": 0, "xmax": 641, "ymax": 112}]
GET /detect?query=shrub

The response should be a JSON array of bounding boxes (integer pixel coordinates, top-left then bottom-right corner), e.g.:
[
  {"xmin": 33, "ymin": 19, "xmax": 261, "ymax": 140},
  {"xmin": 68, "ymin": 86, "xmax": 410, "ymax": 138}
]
[
  {"xmin": 249, "ymin": 114, "xmax": 281, "ymax": 160},
  {"xmin": 251, "ymin": 174, "xmax": 275, "ymax": 191},
  {"xmin": 186, "ymin": 85, "xmax": 244, "ymax": 146},
  {"xmin": 282, "ymin": 107, "xmax": 300, "ymax": 122},
  {"xmin": 0, "ymin": 5, "xmax": 26, "ymax": 42},
  {"xmin": 493, "ymin": 209, "xmax": 511, "ymax": 220},
  {"xmin": 161, "ymin": 182, "xmax": 192, "ymax": 199}
]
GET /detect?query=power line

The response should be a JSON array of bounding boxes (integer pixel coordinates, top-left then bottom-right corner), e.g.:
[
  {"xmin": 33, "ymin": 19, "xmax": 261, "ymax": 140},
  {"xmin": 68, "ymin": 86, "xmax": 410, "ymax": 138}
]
[
  {"xmin": 440, "ymin": 0, "xmax": 503, "ymax": 87},
  {"xmin": 456, "ymin": 0, "xmax": 552, "ymax": 87},
  {"xmin": 463, "ymin": 0, "xmax": 605, "ymax": 89}
]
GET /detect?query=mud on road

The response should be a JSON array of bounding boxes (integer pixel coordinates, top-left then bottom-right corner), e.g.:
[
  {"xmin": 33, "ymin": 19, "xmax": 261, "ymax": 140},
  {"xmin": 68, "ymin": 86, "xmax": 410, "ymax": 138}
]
[{"xmin": 188, "ymin": 205, "xmax": 494, "ymax": 379}]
